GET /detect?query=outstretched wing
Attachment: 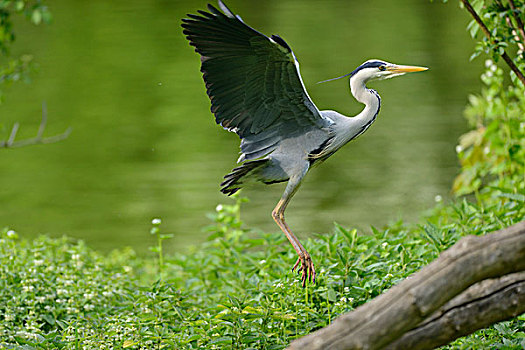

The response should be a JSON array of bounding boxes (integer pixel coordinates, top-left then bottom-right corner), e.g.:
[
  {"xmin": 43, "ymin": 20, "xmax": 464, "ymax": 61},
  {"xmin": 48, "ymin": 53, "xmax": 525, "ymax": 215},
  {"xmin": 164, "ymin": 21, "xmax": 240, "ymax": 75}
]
[{"xmin": 182, "ymin": 1, "xmax": 330, "ymax": 160}]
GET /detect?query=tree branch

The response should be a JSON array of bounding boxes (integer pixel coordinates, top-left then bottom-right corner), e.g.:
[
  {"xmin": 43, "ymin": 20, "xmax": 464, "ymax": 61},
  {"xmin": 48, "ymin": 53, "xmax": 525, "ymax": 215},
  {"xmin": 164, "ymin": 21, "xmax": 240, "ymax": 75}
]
[
  {"xmin": 508, "ymin": 0, "xmax": 525, "ymax": 48},
  {"xmin": 1, "ymin": 102, "xmax": 72, "ymax": 148},
  {"xmin": 460, "ymin": 0, "xmax": 525, "ymax": 86},
  {"xmin": 386, "ymin": 272, "xmax": 525, "ymax": 349},
  {"xmin": 288, "ymin": 221, "xmax": 525, "ymax": 350},
  {"xmin": 496, "ymin": 0, "xmax": 525, "ymax": 52}
]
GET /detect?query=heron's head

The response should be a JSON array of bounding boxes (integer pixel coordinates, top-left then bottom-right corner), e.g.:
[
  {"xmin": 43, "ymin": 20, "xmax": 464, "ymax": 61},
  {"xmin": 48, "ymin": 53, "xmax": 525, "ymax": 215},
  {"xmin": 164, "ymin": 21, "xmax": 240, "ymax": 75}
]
[
  {"xmin": 318, "ymin": 59, "xmax": 428, "ymax": 84},
  {"xmin": 352, "ymin": 59, "xmax": 428, "ymax": 82}
]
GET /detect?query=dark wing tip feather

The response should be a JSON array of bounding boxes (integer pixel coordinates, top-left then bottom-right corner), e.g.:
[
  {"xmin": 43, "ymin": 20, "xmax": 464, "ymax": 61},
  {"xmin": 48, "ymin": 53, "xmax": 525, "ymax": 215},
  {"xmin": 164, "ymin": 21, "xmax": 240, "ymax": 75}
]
[
  {"xmin": 186, "ymin": 13, "xmax": 206, "ymax": 21},
  {"xmin": 197, "ymin": 9, "xmax": 216, "ymax": 19},
  {"xmin": 270, "ymin": 35, "xmax": 292, "ymax": 53},
  {"xmin": 206, "ymin": 4, "xmax": 222, "ymax": 15}
]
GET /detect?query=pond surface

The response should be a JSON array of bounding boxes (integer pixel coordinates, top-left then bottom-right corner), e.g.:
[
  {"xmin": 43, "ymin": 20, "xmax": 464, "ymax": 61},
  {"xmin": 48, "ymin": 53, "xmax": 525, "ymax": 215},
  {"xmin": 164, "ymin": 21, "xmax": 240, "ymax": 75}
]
[{"xmin": 0, "ymin": 0, "xmax": 482, "ymax": 254}]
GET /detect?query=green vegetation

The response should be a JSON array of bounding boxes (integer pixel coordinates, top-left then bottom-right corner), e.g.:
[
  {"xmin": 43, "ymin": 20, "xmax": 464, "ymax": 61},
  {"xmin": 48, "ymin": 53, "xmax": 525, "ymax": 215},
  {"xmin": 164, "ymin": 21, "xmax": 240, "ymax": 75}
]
[
  {"xmin": 1, "ymin": 0, "xmax": 524, "ymax": 348},
  {"xmin": 0, "ymin": 63, "xmax": 524, "ymax": 346},
  {"xmin": 1, "ymin": 149, "xmax": 524, "ymax": 349},
  {"xmin": 0, "ymin": 0, "xmax": 51, "ymax": 103}
]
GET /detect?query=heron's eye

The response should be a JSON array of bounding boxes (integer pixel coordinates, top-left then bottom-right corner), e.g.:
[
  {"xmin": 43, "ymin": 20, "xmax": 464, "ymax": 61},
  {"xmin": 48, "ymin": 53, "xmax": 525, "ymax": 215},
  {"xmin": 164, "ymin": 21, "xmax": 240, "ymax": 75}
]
[{"xmin": 379, "ymin": 65, "xmax": 386, "ymax": 71}]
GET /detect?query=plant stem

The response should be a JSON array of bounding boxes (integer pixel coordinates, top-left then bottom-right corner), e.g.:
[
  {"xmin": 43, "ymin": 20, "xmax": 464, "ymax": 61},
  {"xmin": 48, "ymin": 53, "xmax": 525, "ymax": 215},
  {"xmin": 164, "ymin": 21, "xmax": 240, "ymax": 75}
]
[
  {"xmin": 460, "ymin": 0, "xmax": 525, "ymax": 85},
  {"xmin": 157, "ymin": 232, "xmax": 164, "ymax": 276}
]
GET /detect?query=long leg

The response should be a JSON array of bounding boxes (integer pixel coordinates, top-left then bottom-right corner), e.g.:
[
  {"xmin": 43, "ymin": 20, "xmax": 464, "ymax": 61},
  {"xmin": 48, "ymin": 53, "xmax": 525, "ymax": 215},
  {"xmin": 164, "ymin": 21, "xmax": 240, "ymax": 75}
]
[{"xmin": 271, "ymin": 169, "xmax": 315, "ymax": 287}]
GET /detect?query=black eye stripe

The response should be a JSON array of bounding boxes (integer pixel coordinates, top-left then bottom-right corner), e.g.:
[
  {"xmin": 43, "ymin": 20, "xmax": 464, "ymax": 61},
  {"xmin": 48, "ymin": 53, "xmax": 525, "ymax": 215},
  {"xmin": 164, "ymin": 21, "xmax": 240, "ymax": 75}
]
[{"xmin": 351, "ymin": 61, "xmax": 388, "ymax": 76}]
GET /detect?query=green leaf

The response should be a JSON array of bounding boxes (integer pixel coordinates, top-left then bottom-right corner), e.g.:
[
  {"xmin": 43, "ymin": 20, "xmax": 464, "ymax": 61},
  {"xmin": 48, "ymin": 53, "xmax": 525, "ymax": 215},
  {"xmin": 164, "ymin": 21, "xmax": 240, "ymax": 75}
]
[
  {"xmin": 31, "ymin": 10, "xmax": 42, "ymax": 25},
  {"xmin": 467, "ymin": 19, "xmax": 479, "ymax": 38},
  {"xmin": 209, "ymin": 336, "xmax": 233, "ymax": 345},
  {"xmin": 123, "ymin": 340, "xmax": 138, "ymax": 348},
  {"xmin": 15, "ymin": 1, "xmax": 24, "ymax": 11},
  {"xmin": 470, "ymin": 50, "xmax": 482, "ymax": 61},
  {"xmin": 498, "ymin": 192, "xmax": 525, "ymax": 202},
  {"xmin": 41, "ymin": 314, "xmax": 55, "ymax": 325}
]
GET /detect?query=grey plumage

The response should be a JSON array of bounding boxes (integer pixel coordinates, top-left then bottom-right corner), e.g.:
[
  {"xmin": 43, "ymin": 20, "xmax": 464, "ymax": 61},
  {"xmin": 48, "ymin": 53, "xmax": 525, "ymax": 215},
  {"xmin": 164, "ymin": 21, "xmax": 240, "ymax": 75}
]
[{"xmin": 182, "ymin": 1, "xmax": 428, "ymax": 286}]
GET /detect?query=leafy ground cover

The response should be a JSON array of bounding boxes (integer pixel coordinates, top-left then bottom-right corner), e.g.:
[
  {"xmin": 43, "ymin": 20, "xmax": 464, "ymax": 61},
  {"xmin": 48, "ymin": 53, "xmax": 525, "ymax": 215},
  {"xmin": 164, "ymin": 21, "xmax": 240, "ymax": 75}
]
[{"xmin": 1, "ymin": 59, "xmax": 524, "ymax": 349}]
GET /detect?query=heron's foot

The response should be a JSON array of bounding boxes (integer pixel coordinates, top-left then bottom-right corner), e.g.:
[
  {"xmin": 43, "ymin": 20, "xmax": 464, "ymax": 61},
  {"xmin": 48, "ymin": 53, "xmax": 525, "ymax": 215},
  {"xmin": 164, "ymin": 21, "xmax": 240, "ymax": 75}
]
[{"xmin": 292, "ymin": 251, "xmax": 316, "ymax": 287}]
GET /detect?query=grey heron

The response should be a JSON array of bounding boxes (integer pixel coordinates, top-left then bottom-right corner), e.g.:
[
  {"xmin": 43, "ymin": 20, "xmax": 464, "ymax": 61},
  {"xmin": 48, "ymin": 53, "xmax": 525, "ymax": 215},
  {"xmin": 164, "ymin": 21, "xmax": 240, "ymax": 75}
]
[{"xmin": 182, "ymin": 1, "xmax": 427, "ymax": 286}]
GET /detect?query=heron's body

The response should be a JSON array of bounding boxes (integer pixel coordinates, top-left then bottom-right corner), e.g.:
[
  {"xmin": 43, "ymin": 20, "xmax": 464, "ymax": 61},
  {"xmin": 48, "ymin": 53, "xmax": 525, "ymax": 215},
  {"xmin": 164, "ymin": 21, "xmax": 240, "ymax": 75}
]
[
  {"xmin": 182, "ymin": 1, "xmax": 427, "ymax": 286},
  {"xmin": 224, "ymin": 104, "xmax": 380, "ymax": 191}
]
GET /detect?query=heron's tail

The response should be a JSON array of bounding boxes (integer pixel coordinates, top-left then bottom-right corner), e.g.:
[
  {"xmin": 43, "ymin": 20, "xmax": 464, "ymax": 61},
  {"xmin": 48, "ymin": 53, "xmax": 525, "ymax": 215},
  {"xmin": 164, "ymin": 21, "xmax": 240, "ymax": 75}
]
[{"xmin": 220, "ymin": 159, "xmax": 268, "ymax": 196}]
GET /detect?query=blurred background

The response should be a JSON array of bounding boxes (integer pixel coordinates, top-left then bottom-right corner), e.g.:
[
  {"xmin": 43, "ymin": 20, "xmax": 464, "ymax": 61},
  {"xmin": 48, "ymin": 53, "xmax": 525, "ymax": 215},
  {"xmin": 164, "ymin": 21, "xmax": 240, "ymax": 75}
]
[{"xmin": 0, "ymin": 0, "xmax": 482, "ymax": 254}]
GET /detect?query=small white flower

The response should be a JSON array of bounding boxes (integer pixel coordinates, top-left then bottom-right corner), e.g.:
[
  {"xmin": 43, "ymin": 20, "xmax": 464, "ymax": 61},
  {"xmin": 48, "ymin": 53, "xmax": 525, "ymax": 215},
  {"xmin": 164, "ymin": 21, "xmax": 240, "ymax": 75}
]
[
  {"xmin": 152, "ymin": 218, "xmax": 162, "ymax": 225},
  {"xmin": 434, "ymin": 195, "xmax": 443, "ymax": 202},
  {"xmin": 71, "ymin": 254, "xmax": 80, "ymax": 260},
  {"xmin": 84, "ymin": 304, "xmax": 95, "ymax": 311},
  {"xmin": 259, "ymin": 259, "xmax": 266, "ymax": 264},
  {"xmin": 455, "ymin": 145, "xmax": 463, "ymax": 153},
  {"xmin": 215, "ymin": 204, "xmax": 223, "ymax": 212},
  {"xmin": 6, "ymin": 230, "xmax": 16, "ymax": 238},
  {"xmin": 485, "ymin": 59, "xmax": 493, "ymax": 68},
  {"xmin": 123, "ymin": 266, "xmax": 132, "ymax": 273},
  {"xmin": 344, "ymin": 287, "xmax": 350, "ymax": 293},
  {"xmin": 22, "ymin": 285, "xmax": 34, "ymax": 292},
  {"xmin": 340, "ymin": 297, "xmax": 347, "ymax": 303},
  {"xmin": 381, "ymin": 242, "xmax": 388, "ymax": 248},
  {"xmin": 386, "ymin": 273, "xmax": 393, "ymax": 279},
  {"xmin": 483, "ymin": 146, "xmax": 490, "ymax": 154},
  {"xmin": 33, "ymin": 259, "xmax": 44, "ymax": 266}
]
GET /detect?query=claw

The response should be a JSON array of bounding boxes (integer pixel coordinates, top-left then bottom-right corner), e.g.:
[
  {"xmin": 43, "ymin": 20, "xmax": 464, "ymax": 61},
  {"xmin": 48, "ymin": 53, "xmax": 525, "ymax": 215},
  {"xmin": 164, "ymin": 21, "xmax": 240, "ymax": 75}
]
[
  {"xmin": 292, "ymin": 257, "xmax": 301, "ymax": 272},
  {"xmin": 292, "ymin": 252, "xmax": 316, "ymax": 287}
]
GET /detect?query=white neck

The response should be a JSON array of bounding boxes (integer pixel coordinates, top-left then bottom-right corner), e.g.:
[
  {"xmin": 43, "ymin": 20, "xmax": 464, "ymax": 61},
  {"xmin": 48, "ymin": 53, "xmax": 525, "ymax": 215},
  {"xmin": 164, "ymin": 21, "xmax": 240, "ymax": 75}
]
[
  {"xmin": 317, "ymin": 72, "xmax": 382, "ymax": 155},
  {"xmin": 350, "ymin": 74, "xmax": 381, "ymax": 126}
]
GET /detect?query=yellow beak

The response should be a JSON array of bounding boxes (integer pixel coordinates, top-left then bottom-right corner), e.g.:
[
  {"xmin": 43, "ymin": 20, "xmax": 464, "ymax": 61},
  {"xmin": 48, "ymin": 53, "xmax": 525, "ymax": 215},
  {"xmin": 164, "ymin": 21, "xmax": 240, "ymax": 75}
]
[{"xmin": 388, "ymin": 65, "xmax": 429, "ymax": 73}]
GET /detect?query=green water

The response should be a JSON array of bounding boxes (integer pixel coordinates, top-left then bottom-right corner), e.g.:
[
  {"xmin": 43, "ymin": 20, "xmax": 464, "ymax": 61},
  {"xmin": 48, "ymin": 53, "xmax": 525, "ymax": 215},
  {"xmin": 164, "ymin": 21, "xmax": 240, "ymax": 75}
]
[{"xmin": 0, "ymin": 0, "xmax": 481, "ymax": 253}]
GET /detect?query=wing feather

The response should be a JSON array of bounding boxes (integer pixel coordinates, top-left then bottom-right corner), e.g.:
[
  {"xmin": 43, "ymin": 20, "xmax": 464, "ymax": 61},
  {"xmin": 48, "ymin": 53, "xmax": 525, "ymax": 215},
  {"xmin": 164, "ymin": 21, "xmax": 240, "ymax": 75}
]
[{"xmin": 182, "ymin": 1, "xmax": 331, "ymax": 159}]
